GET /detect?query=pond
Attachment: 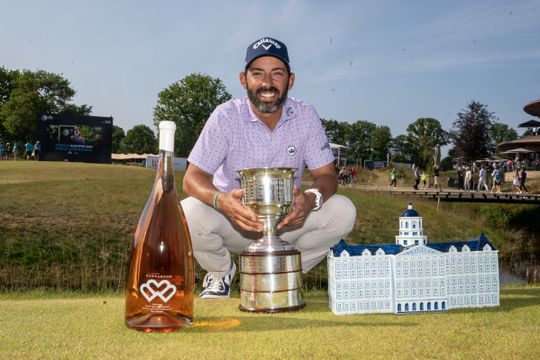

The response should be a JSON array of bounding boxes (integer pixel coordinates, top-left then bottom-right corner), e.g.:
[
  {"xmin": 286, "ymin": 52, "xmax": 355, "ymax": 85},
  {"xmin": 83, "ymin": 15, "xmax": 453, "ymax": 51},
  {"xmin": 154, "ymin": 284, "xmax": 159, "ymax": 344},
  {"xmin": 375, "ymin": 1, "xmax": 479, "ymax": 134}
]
[{"xmin": 500, "ymin": 261, "xmax": 539, "ymax": 285}]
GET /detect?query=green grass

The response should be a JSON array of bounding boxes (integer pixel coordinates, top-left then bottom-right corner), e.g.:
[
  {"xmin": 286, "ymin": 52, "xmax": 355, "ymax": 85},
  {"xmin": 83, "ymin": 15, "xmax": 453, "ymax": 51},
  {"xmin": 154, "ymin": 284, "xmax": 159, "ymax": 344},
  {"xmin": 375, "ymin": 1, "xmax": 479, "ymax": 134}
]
[
  {"xmin": 0, "ymin": 161, "xmax": 538, "ymax": 291},
  {"xmin": 0, "ymin": 287, "xmax": 539, "ymax": 359}
]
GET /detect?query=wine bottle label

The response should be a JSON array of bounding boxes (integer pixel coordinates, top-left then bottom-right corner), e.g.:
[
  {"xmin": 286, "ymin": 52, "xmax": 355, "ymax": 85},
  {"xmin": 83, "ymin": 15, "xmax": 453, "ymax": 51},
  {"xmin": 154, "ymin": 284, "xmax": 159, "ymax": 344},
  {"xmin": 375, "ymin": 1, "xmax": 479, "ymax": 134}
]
[{"xmin": 140, "ymin": 278, "xmax": 177, "ymax": 303}]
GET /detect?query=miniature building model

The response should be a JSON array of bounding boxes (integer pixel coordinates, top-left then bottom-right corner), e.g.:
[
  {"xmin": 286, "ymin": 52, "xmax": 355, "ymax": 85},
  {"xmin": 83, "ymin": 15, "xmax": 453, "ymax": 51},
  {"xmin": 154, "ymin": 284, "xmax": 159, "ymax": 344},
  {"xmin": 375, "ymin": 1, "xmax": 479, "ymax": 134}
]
[{"xmin": 328, "ymin": 203, "xmax": 500, "ymax": 315}]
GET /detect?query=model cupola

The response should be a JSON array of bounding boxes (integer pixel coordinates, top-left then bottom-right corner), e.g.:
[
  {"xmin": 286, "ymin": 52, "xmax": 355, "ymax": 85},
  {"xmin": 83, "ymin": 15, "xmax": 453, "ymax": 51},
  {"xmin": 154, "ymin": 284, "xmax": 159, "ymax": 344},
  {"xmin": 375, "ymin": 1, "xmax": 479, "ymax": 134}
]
[{"xmin": 395, "ymin": 203, "xmax": 427, "ymax": 247}]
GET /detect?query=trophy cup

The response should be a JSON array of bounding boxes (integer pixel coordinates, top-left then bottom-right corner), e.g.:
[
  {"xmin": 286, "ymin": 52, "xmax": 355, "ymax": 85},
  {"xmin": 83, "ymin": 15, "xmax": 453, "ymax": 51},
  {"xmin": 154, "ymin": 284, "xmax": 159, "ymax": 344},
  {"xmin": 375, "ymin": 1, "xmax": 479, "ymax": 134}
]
[{"xmin": 238, "ymin": 167, "xmax": 305, "ymax": 313}]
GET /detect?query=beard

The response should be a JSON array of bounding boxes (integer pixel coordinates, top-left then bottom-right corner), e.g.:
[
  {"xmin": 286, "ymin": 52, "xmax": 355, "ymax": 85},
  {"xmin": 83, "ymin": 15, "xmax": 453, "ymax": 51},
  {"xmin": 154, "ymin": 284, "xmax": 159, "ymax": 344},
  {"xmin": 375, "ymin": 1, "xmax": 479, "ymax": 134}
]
[{"xmin": 247, "ymin": 84, "xmax": 289, "ymax": 113}]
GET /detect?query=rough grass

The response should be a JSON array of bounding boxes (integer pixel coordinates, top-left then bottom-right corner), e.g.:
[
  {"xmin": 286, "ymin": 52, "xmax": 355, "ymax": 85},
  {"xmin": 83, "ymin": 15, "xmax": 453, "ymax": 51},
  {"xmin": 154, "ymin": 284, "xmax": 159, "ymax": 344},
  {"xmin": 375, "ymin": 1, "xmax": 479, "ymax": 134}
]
[
  {"xmin": 0, "ymin": 161, "xmax": 537, "ymax": 292},
  {"xmin": 0, "ymin": 287, "xmax": 538, "ymax": 359}
]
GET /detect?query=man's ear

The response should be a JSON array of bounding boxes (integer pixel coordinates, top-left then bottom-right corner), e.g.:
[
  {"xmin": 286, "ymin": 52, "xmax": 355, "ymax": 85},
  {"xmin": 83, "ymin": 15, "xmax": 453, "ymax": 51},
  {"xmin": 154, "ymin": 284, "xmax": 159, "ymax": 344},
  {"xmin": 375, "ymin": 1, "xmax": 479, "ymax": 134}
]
[
  {"xmin": 239, "ymin": 71, "xmax": 247, "ymax": 89},
  {"xmin": 288, "ymin": 72, "xmax": 295, "ymax": 90}
]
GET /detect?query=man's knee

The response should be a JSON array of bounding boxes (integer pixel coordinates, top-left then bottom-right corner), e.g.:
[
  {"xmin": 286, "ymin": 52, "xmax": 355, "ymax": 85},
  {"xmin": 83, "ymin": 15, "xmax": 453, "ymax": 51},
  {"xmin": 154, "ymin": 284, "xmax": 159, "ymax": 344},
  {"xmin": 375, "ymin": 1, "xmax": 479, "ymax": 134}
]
[
  {"xmin": 325, "ymin": 194, "xmax": 356, "ymax": 235},
  {"xmin": 181, "ymin": 197, "xmax": 223, "ymax": 252}
]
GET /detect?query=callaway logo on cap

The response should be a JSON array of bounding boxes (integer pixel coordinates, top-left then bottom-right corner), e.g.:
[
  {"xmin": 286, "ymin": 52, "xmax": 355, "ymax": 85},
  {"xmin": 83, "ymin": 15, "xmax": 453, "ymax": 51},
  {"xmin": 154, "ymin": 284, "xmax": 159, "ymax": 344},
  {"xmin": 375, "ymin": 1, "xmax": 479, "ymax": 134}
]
[{"xmin": 245, "ymin": 36, "xmax": 290, "ymax": 71}]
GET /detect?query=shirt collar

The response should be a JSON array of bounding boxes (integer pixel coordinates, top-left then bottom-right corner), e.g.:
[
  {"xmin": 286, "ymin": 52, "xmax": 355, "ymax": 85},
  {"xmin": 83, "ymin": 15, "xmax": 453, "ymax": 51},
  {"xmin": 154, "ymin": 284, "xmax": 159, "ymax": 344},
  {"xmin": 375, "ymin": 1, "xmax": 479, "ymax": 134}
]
[{"xmin": 244, "ymin": 97, "xmax": 297, "ymax": 126}]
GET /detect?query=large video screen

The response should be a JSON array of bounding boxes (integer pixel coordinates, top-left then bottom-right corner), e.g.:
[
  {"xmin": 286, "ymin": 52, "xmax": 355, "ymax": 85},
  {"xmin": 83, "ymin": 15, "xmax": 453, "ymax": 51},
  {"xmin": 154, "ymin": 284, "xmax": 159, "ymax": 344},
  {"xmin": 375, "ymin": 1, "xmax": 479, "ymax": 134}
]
[{"xmin": 37, "ymin": 113, "xmax": 113, "ymax": 163}]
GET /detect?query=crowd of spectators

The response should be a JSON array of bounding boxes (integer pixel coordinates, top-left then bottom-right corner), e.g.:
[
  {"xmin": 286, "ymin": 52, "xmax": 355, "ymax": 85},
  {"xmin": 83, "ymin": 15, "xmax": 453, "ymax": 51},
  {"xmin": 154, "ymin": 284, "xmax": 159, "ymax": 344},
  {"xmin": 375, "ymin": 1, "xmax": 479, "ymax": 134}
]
[
  {"xmin": 455, "ymin": 158, "xmax": 532, "ymax": 193},
  {"xmin": 335, "ymin": 165, "xmax": 356, "ymax": 186},
  {"xmin": 0, "ymin": 140, "xmax": 41, "ymax": 161}
]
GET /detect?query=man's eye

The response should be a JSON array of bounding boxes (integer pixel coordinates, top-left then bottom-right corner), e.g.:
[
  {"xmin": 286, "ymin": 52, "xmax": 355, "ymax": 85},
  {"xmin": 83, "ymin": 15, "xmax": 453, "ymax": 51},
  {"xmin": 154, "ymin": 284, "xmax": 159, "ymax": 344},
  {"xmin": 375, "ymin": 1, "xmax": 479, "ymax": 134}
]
[{"xmin": 272, "ymin": 71, "xmax": 285, "ymax": 78}]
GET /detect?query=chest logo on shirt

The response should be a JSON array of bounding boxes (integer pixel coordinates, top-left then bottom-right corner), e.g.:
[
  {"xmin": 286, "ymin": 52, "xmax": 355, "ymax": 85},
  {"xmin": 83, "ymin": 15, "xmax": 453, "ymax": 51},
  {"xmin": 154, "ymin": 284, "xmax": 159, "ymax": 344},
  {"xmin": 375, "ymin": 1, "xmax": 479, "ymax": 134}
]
[{"xmin": 287, "ymin": 145, "xmax": 297, "ymax": 157}]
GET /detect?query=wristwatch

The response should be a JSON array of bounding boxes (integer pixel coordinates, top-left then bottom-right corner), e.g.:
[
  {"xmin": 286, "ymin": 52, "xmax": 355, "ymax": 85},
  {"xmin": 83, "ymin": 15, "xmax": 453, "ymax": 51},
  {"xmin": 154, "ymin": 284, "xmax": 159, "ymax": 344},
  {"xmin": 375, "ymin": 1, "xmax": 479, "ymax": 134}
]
[{"xmin": 304, "ymin": 188, "xmax": 323, "ymax": 211}]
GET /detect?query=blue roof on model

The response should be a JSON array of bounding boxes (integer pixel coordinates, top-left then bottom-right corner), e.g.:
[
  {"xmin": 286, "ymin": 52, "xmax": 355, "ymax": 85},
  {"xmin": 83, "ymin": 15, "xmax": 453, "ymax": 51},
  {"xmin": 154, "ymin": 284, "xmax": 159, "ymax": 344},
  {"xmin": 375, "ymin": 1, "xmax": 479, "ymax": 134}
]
[
  {"xmin": 331, "ymin": 239, "xmax": 404, "ymax": 256},
  {"xmin": 401, "ymin": 203, "xmax": 420, "ymax": 217},
  {"xmin": 425, "ymin": 233, "xmax": 494, "ymax": 252},
  {"xmin": 331, "ymin": 234, "xmax": 495, "ymax": 257},
  {"xmin": 401, "ymin": 208, "xmax": 420, "ymax": 217}
]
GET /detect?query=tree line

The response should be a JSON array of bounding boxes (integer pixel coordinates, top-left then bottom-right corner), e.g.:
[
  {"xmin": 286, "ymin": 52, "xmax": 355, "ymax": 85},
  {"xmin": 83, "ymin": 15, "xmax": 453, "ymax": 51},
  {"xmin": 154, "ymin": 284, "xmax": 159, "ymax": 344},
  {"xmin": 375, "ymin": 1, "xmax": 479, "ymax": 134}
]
[
  {"xmin": 323, "ymin": 103, "xmax": 518, "ymax": 169},
  {"xmin": 1, "ymin": 66, "xmax": 519, "ymax": 167}
]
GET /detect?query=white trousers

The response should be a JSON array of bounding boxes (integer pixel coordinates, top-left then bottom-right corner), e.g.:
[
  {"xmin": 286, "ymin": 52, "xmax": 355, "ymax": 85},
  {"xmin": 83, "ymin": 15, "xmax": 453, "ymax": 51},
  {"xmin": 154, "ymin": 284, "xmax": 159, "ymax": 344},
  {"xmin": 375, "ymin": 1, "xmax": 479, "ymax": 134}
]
[
  {"xmin": 181, "ymin": 194, "xmax": 356, "ymax": 276},
  {"xmin": 478, "ymin": 177, "xmax": 489, "ymax": 191}
]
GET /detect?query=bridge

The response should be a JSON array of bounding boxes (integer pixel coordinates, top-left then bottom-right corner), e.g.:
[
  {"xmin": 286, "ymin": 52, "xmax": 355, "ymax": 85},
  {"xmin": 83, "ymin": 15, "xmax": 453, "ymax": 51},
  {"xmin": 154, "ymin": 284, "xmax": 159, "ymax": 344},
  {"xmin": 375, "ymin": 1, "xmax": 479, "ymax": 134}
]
[{"xmin": 357, "ymin": 186, "xmax": 540, "ymax": 204}]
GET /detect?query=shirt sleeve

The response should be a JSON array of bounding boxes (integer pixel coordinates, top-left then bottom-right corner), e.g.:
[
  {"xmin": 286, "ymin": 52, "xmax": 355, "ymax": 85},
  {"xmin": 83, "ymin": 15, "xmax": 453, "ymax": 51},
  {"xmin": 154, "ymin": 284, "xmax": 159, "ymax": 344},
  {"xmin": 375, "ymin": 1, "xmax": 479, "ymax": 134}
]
[
  {"xmin": 302, "ymin": 106, "xmax": 334, "ymax": 170},
  {"xmin": 187, "ymin": 106, "xmax": 230, "ymax": 174}
]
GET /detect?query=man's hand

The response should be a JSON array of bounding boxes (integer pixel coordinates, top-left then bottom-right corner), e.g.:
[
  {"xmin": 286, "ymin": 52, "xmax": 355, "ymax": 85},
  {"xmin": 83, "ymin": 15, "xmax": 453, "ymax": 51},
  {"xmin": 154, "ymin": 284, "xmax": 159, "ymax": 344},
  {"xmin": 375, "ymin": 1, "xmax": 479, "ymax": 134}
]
[
  {"xmin": 216, "ymin": 189, "xmax": 264, "ymax": 232},
  {"xmin": 277, "ymin": 186, "xmax": 314, "ymax": 230}
]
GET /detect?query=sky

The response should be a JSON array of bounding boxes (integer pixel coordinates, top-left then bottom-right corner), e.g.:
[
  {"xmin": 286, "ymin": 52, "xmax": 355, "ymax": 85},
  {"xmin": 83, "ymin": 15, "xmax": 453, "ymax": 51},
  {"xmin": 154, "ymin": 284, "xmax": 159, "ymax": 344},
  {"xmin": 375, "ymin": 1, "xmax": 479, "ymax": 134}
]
[{"xmin": 1, "ymin": 0, "xmax": 539, "ymax": 140}]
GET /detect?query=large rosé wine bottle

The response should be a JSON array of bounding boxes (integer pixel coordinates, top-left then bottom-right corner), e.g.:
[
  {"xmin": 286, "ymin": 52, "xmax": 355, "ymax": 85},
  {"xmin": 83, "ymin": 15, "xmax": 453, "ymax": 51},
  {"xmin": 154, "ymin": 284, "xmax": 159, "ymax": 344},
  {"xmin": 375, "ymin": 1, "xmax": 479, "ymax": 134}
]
[{"xmin": 125, "ymin": 121, "xmax": 194, "ymax": 332}]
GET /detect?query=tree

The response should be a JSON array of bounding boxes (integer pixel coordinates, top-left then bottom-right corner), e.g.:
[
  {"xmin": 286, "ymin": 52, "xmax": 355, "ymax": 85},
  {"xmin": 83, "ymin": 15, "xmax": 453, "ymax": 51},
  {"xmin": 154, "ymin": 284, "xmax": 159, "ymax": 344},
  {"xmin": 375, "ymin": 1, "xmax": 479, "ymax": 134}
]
[
  {"xmin": 406, "ymin": 118, "xmax": 449, "ymax": 168},
  {"xmin": 0, "ymin": 69, "xmax": 91, "ymax": 141},
  {"xmin": 120, "ymin": 125, "xmax": 157, "ymax": 154},
  {"xmin": 153, "ymin": 73, "xmax": 232, "ymax": 157},
  {"xmin": 490, "ymin": 122, "xmax": 517, "ymax": 154},
  {"xmin": 347, "ymin": 120, "xmax": 376, "ymax": 161},
  {"xmin": 321, "ymin": 118, "xmax": 349, "ymax": 145},
  {"xmin": 450, "ymin": 101, "xmax": 496, "ymax": 161},
  {"xmin": 0, "ymin": 67, "xmax": 20, "ymax": 139},
  {"xmin": 0, "ymin": 67, "xmax": 19, "ymax": 106},
  {"xmin": 371, "ymin": 125, "xmax": 392, "ymax": 161},
  {"xmin": 390, "ymin": 134, "xmax": 414, "ymax": 163},
  {"xmin": 112, "ymin": 125, "xmax": 125, "ymax": 153}
]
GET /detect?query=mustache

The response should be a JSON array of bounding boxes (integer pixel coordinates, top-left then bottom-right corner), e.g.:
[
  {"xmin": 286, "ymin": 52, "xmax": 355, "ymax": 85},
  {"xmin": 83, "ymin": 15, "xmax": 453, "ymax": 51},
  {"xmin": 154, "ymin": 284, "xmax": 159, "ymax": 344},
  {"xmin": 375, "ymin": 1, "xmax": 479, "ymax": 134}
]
[{"xmin": 255, "ymin": 87, "xmax": 279, "ymax": 95}]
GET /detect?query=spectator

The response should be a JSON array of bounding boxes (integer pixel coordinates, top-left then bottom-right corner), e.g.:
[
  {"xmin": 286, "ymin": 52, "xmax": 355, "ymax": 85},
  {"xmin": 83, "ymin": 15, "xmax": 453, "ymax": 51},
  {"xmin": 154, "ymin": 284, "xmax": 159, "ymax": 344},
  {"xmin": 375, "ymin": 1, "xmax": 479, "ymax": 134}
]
[
  {"xmin": 33, "ymin": 141, "xmax": 41, "ymax": 161},
  {"xmin": 477, "ymin": 166, "xmax": 489, "ymax": 191},
  {"xmin": 420, "ymin": 171, "xmax": 427, "ymax": 189},
  {"xmin": 519, "ymin": 168, "xmax": 528, "ymax": 193},
  {"xmin": 12, "ymin": 142, "xmax": 19, "ymax": 161},
  {"xmin": 491, "ymin": 167, "xmax": 502, "ymax": 194},
  {"xmin": 464, "ymin": 167, "xmax": 472, "ymax": 191},
  {"xmin": 389, "ymin": 168, "xmax": 397, "ymax": 187},
  {"xmin": 24, "ymin": 141, "xmax": 33, "ymax": 160},
  {"xmin": 413, "ymin": 167, "xmax": 420, "ymax": 190},
  {"xmin": 457, "ymin": 166, "xmax": 464, "ymax": 189},
  {"xmin": 512, "ymin": 169, "xmax": 522, "ymax": 193},
  {"xmin": 433, "ymin": 165, "xmax": 441, "ymax": 191},
  {"xmin": 5, "ymin": 143, "xmax": 12, "ymax": 160},
  {"xmin": 0, "ymin": 142, "xmax": 4, "ymax": 160}
]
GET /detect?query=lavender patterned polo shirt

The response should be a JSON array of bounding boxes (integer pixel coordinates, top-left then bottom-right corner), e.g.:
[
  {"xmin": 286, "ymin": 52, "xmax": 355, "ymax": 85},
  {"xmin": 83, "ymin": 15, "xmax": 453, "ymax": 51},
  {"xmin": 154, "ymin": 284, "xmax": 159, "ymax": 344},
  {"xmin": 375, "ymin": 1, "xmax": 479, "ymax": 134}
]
[{"xmin": 188, "ymin": 97, "xmax": 334, "ymax": 192}]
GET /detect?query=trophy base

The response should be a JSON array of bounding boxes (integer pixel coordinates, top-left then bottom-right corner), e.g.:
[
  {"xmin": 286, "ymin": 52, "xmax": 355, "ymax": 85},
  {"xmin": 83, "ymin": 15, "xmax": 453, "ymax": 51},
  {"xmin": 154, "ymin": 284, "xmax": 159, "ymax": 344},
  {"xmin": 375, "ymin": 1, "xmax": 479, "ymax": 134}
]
[{"xmin": 239, "ymin": 249, "xmax": 305, "ymax": 313}]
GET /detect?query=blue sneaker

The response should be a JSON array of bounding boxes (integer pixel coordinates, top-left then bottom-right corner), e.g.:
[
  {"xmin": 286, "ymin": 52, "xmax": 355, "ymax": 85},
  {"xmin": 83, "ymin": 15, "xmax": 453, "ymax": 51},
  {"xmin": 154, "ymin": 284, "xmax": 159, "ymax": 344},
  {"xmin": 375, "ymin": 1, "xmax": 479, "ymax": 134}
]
[{"xmin": 200, "ymin": 262, "xmax": 236, "ymax": 299}]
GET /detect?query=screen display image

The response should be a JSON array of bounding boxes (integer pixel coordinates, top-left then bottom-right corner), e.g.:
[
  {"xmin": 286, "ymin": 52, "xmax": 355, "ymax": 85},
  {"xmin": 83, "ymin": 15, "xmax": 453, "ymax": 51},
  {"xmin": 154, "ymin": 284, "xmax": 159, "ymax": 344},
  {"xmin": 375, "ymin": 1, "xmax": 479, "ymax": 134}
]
[{"xmin": 37, "ymin": 114, "xmax": 113, "ymax": 163}]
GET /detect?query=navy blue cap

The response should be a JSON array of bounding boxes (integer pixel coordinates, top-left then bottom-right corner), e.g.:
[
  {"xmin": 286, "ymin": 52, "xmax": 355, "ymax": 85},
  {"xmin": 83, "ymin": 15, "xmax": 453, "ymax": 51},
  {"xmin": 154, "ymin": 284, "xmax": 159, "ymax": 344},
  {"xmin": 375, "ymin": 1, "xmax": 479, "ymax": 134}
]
[{"xmin": 245, "ymin": 37, "xmax": 290, "ymax": 71}]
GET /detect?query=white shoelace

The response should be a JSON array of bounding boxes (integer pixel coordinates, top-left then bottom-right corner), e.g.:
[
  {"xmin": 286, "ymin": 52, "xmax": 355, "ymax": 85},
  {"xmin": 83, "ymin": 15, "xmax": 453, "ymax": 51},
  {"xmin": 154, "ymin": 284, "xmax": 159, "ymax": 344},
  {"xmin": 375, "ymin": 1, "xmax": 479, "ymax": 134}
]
[{"xmin": 202, "ymin": 273, "xmax": 225, "ymax": 292}]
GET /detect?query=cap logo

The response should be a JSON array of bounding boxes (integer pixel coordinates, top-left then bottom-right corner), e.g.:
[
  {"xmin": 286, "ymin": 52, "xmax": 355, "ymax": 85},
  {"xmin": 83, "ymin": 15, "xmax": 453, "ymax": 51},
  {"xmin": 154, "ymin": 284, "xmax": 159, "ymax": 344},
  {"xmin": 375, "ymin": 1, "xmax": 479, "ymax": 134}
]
[{"xmin": 253, "ymin": 38, "xmax": 281, "ymax": 50}]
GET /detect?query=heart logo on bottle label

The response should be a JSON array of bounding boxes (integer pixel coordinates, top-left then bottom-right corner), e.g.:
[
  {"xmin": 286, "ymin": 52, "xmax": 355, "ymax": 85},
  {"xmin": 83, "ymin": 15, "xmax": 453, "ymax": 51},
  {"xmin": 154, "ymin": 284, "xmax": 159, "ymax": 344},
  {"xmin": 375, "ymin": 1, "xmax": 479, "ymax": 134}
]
[{"xmin": 140, "ymin": 279, "xmax": 177, "ymax": 303}]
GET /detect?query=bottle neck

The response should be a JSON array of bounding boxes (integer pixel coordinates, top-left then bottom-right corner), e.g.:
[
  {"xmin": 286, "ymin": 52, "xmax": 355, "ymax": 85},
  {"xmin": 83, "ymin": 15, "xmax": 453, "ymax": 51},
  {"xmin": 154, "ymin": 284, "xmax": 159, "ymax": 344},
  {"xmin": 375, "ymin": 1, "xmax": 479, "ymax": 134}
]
[{"xmin": 159, "ymin": 149, "xmax": 175, "ymax": 192}]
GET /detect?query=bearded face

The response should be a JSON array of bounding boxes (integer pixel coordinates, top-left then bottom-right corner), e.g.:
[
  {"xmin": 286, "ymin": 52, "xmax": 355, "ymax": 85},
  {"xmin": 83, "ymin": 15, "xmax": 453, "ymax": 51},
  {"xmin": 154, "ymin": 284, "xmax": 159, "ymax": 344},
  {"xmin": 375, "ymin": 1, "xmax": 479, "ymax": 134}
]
[{"xmin": 246, "ymin": 83, "xmax": 289, "ymax": 113}]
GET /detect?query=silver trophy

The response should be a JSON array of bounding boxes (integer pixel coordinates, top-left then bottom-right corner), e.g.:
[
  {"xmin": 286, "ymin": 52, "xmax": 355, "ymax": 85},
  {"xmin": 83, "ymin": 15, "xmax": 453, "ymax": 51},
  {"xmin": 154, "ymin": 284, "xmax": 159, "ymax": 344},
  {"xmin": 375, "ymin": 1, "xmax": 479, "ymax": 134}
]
[{"xmin": 238, "ymin": 167, "xmax": 305, "ymax": 312}]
